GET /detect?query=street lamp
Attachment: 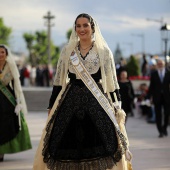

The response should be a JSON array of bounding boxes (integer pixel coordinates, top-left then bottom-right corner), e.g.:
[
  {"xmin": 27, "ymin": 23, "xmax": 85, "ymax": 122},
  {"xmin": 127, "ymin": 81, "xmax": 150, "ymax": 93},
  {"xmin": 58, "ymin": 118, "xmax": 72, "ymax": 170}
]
[{"xmin": 160, "ymin": 23, "xmax": 170, "ymax": 64}]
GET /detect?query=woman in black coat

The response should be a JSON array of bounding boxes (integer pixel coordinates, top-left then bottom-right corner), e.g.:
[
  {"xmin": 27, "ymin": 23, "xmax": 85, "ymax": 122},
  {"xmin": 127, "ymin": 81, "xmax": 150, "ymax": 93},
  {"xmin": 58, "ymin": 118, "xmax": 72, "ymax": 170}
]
[{"xmin": 118, "ymin": 70, "xmax": 135, "ymax": 122}]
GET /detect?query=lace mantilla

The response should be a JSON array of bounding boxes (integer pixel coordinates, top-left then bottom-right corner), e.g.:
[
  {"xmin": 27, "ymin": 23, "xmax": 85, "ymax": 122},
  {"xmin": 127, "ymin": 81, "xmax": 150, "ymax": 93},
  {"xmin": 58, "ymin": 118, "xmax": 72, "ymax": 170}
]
[
  {"xmin": 103, "ymin": 48, "xmax": 119, "ymax": 90},
  {"xmin": 53, "ymin": 42, "xmax": 119, "ymax": 93}
]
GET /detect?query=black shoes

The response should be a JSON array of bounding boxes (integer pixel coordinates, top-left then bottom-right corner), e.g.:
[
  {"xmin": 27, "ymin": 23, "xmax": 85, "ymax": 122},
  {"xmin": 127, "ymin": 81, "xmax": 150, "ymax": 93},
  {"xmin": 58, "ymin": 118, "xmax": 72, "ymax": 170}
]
[
  {"xmin": 158, "ymin": 129, "xmax": 168, "ymax": 138},
  {"xmin": 158, "ymin": 133, "xmax": 164, "ymax": 138},
  {"xmin": 0, "ymin": 157, "xmax": 4, "ymax": 162},
  {"xmin": 163, "ymin": 129, "xmax": 168, "ymax": 136}
]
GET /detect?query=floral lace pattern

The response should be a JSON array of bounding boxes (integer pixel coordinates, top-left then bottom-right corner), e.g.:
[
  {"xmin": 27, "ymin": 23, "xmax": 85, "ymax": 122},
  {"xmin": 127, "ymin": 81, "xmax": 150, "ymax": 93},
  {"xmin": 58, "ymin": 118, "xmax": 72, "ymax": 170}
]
[
  {"xmin": 0, "ymin": 64, "xmax": 13, "ymax": 85},
  {"xmin": 43, "ymin": 156, "xmax": 118, "ymax": 170},
  {"xmin": 53, "ymin": 47, "xmax": 67, "ymax": 86},
  {"xmin": 42, "ymin": 83, "xmax": 123, "ymax": 170},
  {"xmin": 103, "ymin": 48, "xmax": 119, "ymax": 90},
  {"xmin": 69, "ymin": 46, "xmax": 100, "ymax": 78},
  {"xmin": 53, "ymin": 43, "xmax": 119, "ymax": 92}
]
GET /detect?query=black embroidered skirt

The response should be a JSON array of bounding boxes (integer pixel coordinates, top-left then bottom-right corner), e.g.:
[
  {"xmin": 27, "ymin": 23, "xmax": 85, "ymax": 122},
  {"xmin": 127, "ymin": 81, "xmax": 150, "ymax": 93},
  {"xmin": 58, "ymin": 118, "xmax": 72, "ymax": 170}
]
[
  {"xmin": 0, "ymin": 86, "xmax": 19, "ymax": 145},
  {"xmin": 43, "ymin": 81, "xmax": 122, "ymax": 170}
]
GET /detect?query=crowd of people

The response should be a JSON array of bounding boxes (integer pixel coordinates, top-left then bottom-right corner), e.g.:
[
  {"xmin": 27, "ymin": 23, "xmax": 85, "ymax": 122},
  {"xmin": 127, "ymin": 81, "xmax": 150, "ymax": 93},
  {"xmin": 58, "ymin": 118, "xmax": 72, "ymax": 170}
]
[
  {"xmin": 0, "ymin": 12, "xmax": 170, "ymax": 170},
  {"xmin": 19, "ymin": 64, "xmax": 53, "ymax": 87},
  {"xmin": 122, "ymin": 56, "xmax": 170, "ymax": 139}
]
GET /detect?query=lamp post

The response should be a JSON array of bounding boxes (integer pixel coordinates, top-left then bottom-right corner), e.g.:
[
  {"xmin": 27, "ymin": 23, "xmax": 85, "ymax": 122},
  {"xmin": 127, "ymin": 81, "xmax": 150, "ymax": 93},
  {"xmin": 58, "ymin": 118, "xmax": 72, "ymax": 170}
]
[{"xmin": 160, "ymin": 23, "xmax": 170, "ymax": 65}]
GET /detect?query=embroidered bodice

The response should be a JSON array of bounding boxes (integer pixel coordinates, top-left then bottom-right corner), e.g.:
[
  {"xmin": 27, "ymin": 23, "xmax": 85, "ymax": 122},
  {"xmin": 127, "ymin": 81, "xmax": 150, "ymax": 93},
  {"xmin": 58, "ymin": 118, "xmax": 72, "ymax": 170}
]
[
  {"xmin": 68, "ymin": 46, "xmax": 100, "ymax": 79},
  {"xmin": 0, "ymin": 64, "xmax": 13, "ymax": 85}
]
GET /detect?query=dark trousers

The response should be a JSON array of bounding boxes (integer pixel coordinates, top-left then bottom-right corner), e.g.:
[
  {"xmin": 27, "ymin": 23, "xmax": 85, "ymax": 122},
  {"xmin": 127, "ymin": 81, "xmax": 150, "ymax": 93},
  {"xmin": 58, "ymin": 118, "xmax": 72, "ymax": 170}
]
[{"xmin": 154, "ymin": 98, "xmax": 170, "ymax": 134}]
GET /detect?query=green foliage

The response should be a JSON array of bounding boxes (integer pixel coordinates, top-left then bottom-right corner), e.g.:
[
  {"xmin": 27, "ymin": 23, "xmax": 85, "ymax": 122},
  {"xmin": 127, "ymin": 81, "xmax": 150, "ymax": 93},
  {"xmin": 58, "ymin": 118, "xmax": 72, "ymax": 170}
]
[
  {"xmin": 23, "ymin": 31, "xmax": 60, "ymax": 66},
  {"xmin": 0, "ymin": 18, "xmax": 12, "ymax": 45},
  {"xmin": 23, "ymin": 33, "xmax": 35, "ymax": 65},
  {"xmin": 126, "ymin": 55, "xmax": 140, "ymax": 76},
  {"xmin": 23, "ymin": 33, "xmax": 35, "ymax": 48},
  {"xmin": 51, "ymin": 46, "xmax": 60, "ymax": 66},
  {"xmin": 66, "ymin": 29, "xmax": 72, "ymax": 41}
]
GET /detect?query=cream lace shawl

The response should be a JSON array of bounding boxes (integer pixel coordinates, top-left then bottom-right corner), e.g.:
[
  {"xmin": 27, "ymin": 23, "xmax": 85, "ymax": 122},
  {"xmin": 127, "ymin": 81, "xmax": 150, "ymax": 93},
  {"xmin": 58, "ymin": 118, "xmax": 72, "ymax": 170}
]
[
  {"xmin": 53, "ymin": 42, "xmax": 119, "ymax": 93},
  {"xmin": 0, "ymin": 53, "xmax": 28, "ymax": 115}
]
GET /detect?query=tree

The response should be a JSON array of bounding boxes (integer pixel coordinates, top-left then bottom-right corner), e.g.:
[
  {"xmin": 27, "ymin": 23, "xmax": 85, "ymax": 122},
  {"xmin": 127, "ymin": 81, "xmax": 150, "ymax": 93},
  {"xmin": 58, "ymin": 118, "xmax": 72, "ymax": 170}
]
[
  {"xmin": 126, "ymin": 55, "xmax": 140, "ymax": 76},
  {"xmin": 51, "ymin": 46, "xmax": 60, "ymax": 66},
  {"xmin": 23, "ymin": 33, "xmax": 35, "ymax": 65},
  {"xmin": 66, "ymin": 29, "xmax": 72, "ymax": 41},
  {"xmin": 33, "ymin": 31, "xmax": 48, "ymax": 65},
  {"xmin": 0, "ymin": 18, "xmax": 12, "ymax": 45},
  {"xmin": 23, "ymin": 31, "xmax": 60, "ymax": 66}
]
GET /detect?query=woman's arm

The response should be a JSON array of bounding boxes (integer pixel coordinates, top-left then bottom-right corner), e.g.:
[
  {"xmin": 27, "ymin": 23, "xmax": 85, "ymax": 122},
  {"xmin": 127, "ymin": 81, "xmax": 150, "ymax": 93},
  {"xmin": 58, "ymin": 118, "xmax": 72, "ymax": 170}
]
[{"xmin": 47, "ymin": 85, "xmax": 62, "ymax": 110}]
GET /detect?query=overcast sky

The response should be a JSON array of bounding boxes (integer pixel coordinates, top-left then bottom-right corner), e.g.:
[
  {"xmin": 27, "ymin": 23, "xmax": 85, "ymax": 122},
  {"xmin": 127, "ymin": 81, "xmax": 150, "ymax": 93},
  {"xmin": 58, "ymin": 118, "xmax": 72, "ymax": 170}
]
[{"xmin": 1, "ymin": 0, "xmax": 170, "ymax": 57}]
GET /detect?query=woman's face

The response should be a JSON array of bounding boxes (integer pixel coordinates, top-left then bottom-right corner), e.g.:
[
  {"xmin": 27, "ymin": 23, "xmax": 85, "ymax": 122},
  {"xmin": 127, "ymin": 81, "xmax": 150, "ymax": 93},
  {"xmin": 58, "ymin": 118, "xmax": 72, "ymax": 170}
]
[
  {"xmin": 0, "ymin": 47, "xmax": 7, "ymax": 62},
  {"xmin": 120, "ymin": 71, "xmax": 128, "ymax": 80},
  {"xmin": 75, "ymin": 17, "xmax": 93, "ymax": 41}
]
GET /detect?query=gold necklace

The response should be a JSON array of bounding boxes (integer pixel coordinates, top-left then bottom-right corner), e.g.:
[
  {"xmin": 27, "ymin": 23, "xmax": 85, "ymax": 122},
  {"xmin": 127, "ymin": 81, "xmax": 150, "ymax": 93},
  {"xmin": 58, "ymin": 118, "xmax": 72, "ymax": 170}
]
[{"xmin": 80, "ymin": 44, "xmax": 92, "ymax": 50}]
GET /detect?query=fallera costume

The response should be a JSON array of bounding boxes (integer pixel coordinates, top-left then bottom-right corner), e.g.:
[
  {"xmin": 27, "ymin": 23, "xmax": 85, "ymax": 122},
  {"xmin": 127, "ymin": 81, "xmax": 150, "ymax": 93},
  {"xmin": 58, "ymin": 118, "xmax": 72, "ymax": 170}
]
[
  {"xmin": 0, "ymin": 45, "xmax": 32, "ymax": 157},
  {"xmin": 33, "ymin": 16, "xmax": 132, "ymax": 170}
]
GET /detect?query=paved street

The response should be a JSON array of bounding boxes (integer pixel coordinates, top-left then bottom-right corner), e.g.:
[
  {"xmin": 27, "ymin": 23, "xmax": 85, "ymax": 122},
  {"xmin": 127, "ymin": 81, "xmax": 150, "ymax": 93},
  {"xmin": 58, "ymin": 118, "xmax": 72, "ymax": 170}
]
[{"xmin": 0, "ymin": 111, "xmax": 170, "ymax": 170}]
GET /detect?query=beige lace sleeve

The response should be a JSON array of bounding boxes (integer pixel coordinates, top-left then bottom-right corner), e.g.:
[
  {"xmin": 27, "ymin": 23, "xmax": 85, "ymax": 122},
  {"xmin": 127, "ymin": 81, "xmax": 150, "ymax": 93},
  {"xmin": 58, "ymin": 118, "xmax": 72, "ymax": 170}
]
[
  {"xmin": 103, "ymin": 48, "xmax": 119, "ymax": 92},
  {"xmin": 53, "ymin": 46, "xmax": 68, "ymax": 86}
]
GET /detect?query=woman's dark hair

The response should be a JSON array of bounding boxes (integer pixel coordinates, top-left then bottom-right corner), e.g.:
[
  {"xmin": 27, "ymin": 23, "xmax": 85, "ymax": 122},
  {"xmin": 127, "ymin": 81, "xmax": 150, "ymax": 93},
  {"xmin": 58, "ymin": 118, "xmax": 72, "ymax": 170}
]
[
  {"xmin": 75, "ymin": 13, "xmax": 95, "ymax": 33},
  {"xmin": 0, "ymin": 45, "xmax": 8, "ymax": 55}
]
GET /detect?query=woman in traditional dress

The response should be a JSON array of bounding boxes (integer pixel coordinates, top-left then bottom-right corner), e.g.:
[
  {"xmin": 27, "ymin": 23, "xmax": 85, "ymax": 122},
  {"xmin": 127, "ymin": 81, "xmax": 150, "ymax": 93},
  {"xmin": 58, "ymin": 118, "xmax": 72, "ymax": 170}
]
[
  {"xmin": 33, "ymin": 13, "xmax": 132, "ymax": 170},
  {"xmin": 0, "ymin": 45, "xmax": 32, "ymax": 162}
]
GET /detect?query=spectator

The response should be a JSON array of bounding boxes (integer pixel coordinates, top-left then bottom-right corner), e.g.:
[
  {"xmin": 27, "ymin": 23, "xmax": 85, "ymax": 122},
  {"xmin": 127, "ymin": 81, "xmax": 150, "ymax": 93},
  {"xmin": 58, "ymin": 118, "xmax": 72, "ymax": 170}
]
[
  {"xmin": 141, "ymin": 54, "xmax": 149, "ymax": 76},
  {"xmin": 148, "ymin": 59, "xmax": 170, "ymax": 137},
  {"xmin": 118, "ymin": 70, "xmax": 135, "ymax": 121},
  {"xmin": 30, "ymin": 66, "xmax": 36, "ymax": 86}
]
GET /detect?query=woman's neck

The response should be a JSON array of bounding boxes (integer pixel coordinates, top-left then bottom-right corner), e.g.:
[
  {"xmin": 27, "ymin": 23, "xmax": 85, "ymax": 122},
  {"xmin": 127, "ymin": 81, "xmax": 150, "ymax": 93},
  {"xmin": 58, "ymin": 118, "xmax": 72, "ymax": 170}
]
[
  {"xmin": 120, "ymin": 78, "xmax": 128, "ymax": 82},
  {"xmin": 0, "ymin": 61, "xmax": 6, "ymax": 71},
  {"xmin": 79, "ymin": 40, "xmax": 93, "ymax": 49}
]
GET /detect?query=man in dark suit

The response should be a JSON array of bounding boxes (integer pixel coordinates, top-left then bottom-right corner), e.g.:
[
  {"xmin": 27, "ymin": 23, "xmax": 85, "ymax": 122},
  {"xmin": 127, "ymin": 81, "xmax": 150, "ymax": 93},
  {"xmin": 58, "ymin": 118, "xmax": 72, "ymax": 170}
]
[{"xmin": 148, "ymin": 59, "xmax": 170, "ymax": 138}]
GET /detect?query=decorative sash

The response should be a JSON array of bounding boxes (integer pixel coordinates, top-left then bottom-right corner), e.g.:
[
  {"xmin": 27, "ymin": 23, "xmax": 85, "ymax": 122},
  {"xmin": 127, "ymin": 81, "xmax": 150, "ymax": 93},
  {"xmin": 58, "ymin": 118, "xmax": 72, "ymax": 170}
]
[
  {"xmin": 70, "ymin": 53, "xmax": 125, "ymax": 136},
  {"xmin": 70, "ymin": 52, "xmax": 132, "ymax": 164},
  {"xmin": 0, "ymin": 80, "xmax": 21, "ymax": 129},
  {"xmin": 70, "ymin": 53, "xmax": 120, "ymax": 130},
  {"xmin": 0, "ymin": 81, "xmax": 16, "ymax": 106}
]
